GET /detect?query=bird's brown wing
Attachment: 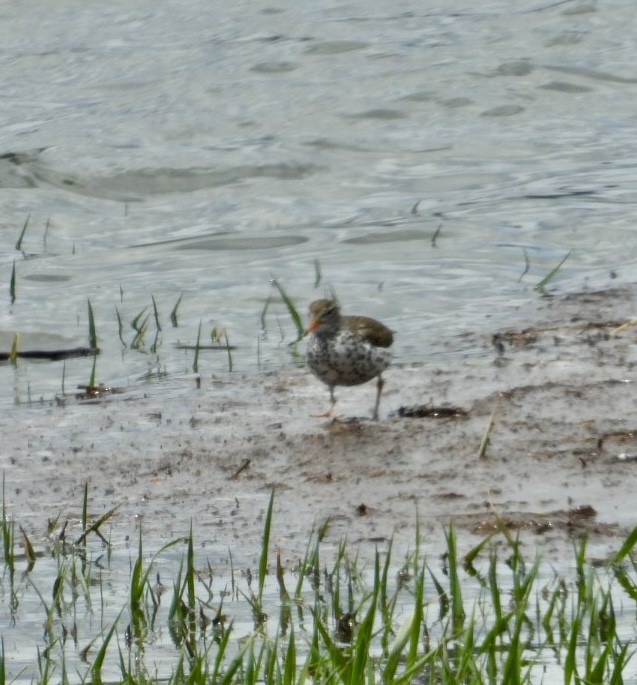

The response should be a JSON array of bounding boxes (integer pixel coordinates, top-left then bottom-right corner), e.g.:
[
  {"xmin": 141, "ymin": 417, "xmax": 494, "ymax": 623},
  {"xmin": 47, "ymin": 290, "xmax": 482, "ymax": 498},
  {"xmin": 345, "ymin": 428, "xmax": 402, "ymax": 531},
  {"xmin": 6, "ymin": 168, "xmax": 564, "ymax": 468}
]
[{"xmin": 343, "ymin": 315, "xmax": 394, "ymax": 348}]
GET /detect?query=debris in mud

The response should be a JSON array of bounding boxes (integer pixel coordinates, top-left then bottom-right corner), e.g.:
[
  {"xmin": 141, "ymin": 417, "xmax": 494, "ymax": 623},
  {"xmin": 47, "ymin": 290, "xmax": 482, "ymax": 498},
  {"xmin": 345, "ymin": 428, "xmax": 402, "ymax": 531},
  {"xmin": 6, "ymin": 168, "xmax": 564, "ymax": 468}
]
[
  {"xmin": 356, "ymin": 503, "xmax": 369, "ymax": 516},
  {"xmin": 492, "ymin": 330, "xmax": 538, "ymax": 354},
  {"xmin": 459, "ymin": 504, "xmax": 615, "ymax": 537},
  {"xmin": 610, "ymin": 318, "xmax": 637, "ymax": 336},
  {"xmin": 490, "ymin": 309, "xmax": 634, "ymax": 358},
  {"xmin": 434, "ymin": 492, "xmax": 466, "ymax": 500},
  {"xmin": 611, "ymin": 453, "xmax": 637, "ymax": 463},
  {"xmin": 324, "ymin": 418, "xmax": 365, "ymax": 435},
  {"xmin": 597, "ymin": 430, "xmax": 637, "ymax": 461},
  {"xmin": 75, "ymin": 384, "xmax": 120, "ymax": 399},
  {"xmin": 229, "ymin": 459, "xmax": 251, "ymax": 480},
  {"xmin": 0, "ymin": 346, "xmax": 99, "ymax": 362},
  {"xmin": 335, "ymin": 612, "xmax": 356, "ymax": 643},
  {"xmin": 478, "ymin": 407, "xmax": 496, "ymax": 460},
  {"xmin": 396, "ymin": 404, "xmax": 468, "ymax": 419}
]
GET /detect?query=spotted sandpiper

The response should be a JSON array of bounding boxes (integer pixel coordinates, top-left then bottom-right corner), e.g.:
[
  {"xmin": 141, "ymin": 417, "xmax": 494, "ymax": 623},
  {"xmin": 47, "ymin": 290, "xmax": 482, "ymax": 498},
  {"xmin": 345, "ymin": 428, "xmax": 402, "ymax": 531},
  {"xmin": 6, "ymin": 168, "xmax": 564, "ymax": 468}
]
[{"xmin": 305, "ymin": 299, "xmax": 393, "ymax": 420}]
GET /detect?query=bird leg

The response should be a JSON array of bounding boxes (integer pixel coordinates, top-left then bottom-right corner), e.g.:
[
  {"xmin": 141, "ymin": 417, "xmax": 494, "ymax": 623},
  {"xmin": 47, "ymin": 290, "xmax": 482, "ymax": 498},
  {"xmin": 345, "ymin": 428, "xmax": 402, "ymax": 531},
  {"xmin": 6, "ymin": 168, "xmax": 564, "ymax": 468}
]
[
  {"xmin": 372, "ymin": 376, "xmax": 385, "ymax": 421},
  {"xmin": 311, "ymin": 386, "xmax": 337, "ymax": 418}
]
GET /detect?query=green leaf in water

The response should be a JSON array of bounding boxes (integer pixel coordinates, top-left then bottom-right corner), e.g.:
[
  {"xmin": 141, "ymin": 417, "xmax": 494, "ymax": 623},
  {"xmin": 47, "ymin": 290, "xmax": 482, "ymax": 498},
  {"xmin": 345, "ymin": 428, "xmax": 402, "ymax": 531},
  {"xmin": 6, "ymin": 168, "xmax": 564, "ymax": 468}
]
[
  {"xmin": 87, "ymin": 299, "xmax": 97, "ymax": 350},
  {"xmin": 271, "ymin": 278, "xmax": 304, "ymax": 342},
  {"xmin": 193, "ymin": 320, "xmax": 202, "ymax": 373},
  {"xmin": 535, "ymin": 249, "xmax": 572, "ymax": 294},
  {"xmin": 15, "ymin": 214, "xmax": 30, "ymax": 252},
  {"xmin": 9, "ymin": 261, "xmax": 16, "ymax": 304},
  {"xmin": 170, "ymin": 293, "xmax": 183, "ymax": 328}
]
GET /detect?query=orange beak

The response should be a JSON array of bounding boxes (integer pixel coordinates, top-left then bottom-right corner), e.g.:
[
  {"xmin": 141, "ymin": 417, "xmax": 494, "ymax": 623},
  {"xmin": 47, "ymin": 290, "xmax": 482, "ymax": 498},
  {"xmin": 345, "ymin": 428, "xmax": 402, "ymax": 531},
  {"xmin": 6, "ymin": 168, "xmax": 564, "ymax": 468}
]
[{"xmin": 305, "ymin": 317, "xmax": 320, "ymax": 333}]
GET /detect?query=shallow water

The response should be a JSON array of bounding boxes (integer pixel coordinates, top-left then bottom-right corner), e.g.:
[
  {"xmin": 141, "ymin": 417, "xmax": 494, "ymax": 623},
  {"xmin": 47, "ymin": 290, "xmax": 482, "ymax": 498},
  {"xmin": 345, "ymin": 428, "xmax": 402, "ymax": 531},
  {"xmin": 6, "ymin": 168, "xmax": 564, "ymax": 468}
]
[{"xmin": 1, "ymin": 0, "xmax": 637, "ymax": 405}]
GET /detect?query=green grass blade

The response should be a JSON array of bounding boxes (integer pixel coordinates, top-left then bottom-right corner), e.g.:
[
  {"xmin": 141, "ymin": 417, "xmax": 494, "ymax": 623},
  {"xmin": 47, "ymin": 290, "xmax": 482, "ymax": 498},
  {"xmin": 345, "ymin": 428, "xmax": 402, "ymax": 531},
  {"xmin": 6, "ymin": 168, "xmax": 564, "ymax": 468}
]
[
  {"xmin": 131, "ymin": 313, "xmax": 150, "ymax": 349},
  {"xmin": 170, "ymin": 293, "xmax": 183, "ymax": 328},
  {"xmin": 88, "ymin": 353, "xmax": 97, "ymax": 388},
  {"xmin": 260, "ymin": 295, "xmax": 271, "ymax": 333},
  {"xmin": 87, "ymin": 299, "xmax": 97, "ymax": 349},
  {"xmin": 444, "ymin": 524, "xmax": 465, "ymax": 634},
  {"xmin": 219, "ymin": 646, "xmax": 248, "ymax": 685},
  {"xmin": 90, "ymin": 612, "xmax": 122, "ymax": 685},
  {"xmin": 431, "ymin": 222, "xmax": 443, "ymax": 247},
  {"xmin": 258, "ymin": 490, "xmax": 275, "ymax": 601},
  {"xmin": 211, "ymin": 619, "xmax": 234, "ymax": 682},
  {"xmin": 283, "ymin": 627, "xmax": 296, "ymax": 685},
  {"xmin": 115, "ymin": 306, "xmax": 125, "ymax": 347},
  {"xmin": 131, "ymin": 306, "xmax": 148, "ymax": 332},
  {"xmin": 186, "ymin": 522, "xmax": 196, "ymax": 612},
  {"xmin": 9, "ymin": 261, "xmax": 16, "ymax": 304},
  {"xmin": 385, "ymin": 602, "xmax": 419, "ymax": 681},
  {"xmin": 19, "ymin": 525, "xmax": 36, "ymax": 572},
  {"xmin": 427, "ymin": 564, "xmax": 449, "ymax": 622},
  {"xmin": 0, "ymin": 636, "xmax": 5, "ymax": 685},
  {"xmin": 488, "ymin": 548, "xmax": 502, "ymax": 624},
  {"xmin": 81, "ymin": 482, "xmax": 88, "ymax": 541},
  {"xmin": 151, "ymin": 294, "xmax": 162, "ymax": 332},
  {"xmin": 351, "ymin": 553, "xmax": 380, "ymax": 682},
  {"xmin": 43, "ymin": 216, "xmax": 51, "ymax": 249},
  {"xmin": 130, "ymin": 528, "xmax": 145, "ymax": 612},
  {"xmin": 611, "ymin": 565, "xmax": 637, "ymax": 601},
  {"xmin": 15, "ymin": 214, "xmax": 29, "ymax": 251},
  {"xmin": 224, "ymin": 331, "xmax": 233, "ymax": 372},
  {"xmin": 463, "ymin": 530, "xmax": 496, "ymax": 573},
  {"xmin": 609, "ymin": 643, "xmax": 629, "ymax": 683},
  {"xmin": 271, "ymin": 278, "xmax": 304, "ymax": 341},
  {"xmin": 150, "ymin": 328, "xmax": 160, "ymax": 355},
  {"xmin": 519, "ymin": 247, "xmax": 530, "ymax": 282},
  {"xmin": 193, "ymin": 320, "xmax": 202, "ymax": 373},
  {"xmin": 564, "ymin": 608, "xmax": 581, "ymax": 685},
  {"xmin": 407, "ymin": 564, "xmax": 425, "ymax": 665},
  {"xmin": 611, "ymin": 524, "xmax": 637, "ymax": 564},
  {"xmin": 313, "ymin": 610, "xmax": 348, "ymax": 674},
  {"xmin": 589, "ymin": 640, "xmax": 611, "ymax": 683},
  {"xmin": 74, "ymin": 505, "xmax": 120, "ymax": 546},
  {"xmin": 9, "ymin": 334, "xmax": 19, "ymax": 367},
  {"xmin": 535, "ymin": 249, "xmax": 572, "ymax": 293},
  {"xmin": 2, "ymin": 476, "xmax": 14, "ymax": 574}
]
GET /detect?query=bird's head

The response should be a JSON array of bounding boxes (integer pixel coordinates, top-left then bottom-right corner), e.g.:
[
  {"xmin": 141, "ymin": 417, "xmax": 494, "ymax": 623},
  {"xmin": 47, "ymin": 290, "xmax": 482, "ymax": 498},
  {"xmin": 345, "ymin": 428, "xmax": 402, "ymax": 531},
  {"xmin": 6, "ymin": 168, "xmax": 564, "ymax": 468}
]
[{"xmin": 306, "ymin": 299, "xmax": 341, "ymax": 334}]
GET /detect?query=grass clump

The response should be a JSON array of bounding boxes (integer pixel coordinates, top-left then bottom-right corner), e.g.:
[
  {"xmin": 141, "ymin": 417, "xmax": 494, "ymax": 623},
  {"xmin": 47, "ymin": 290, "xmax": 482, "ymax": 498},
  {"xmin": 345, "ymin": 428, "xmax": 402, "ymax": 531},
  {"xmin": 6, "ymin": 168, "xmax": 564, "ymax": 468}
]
[{"xmin": 0, "ymin": 486, "xmax": 636, "ymax": 683}]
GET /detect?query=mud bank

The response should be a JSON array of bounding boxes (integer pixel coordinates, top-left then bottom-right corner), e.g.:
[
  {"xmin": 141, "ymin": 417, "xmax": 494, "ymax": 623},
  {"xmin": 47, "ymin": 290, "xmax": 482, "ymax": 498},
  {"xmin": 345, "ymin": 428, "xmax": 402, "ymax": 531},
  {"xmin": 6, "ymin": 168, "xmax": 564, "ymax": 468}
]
[{"xmin": 2, "ymin": 286, "xmax": 637, "ymax": 566}]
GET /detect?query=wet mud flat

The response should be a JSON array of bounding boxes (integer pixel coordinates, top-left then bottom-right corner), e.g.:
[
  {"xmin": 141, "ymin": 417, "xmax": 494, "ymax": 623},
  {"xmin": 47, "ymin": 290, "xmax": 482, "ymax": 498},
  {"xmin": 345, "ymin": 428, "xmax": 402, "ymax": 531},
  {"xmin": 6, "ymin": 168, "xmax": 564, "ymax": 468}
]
[{"xmin": 2, "ymin": 286, "xmax": 637, "ymax": 566}]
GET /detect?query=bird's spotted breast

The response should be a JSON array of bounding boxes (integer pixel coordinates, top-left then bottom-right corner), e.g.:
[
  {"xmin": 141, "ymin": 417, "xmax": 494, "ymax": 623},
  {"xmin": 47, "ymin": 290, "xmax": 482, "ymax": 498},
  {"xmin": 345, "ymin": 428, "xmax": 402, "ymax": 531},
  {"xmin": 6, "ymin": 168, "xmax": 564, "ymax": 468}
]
[{"xmin": 307, "ymin": 329, "xmax": 391, "ymax": 387}]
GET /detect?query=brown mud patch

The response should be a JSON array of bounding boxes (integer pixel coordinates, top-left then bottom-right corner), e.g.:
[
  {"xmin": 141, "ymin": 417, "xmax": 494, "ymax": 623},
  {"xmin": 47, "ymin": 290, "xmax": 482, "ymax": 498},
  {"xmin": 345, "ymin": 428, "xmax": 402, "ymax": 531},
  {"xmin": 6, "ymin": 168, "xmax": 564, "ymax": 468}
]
[{"xmin": 2, "ymin": 286, "xmax": 637, "ymax": 564}]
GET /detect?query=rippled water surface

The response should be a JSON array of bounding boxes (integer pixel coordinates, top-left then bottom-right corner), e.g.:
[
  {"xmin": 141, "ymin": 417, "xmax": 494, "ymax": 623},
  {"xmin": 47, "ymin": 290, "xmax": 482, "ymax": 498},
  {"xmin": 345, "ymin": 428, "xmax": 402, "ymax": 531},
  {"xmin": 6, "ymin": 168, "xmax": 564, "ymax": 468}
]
[{"xmin": 1, "ymin": 0, "xmax": 636, "ymax": 403}]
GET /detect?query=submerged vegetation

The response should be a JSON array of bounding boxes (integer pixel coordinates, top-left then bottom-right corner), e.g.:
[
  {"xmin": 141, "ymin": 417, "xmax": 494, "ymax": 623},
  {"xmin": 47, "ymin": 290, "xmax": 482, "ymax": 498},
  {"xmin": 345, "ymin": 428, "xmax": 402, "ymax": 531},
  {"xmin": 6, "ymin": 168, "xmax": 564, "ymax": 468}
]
[{"xmin": 0, "ymin": 487, "xmax": 636, "ymax": 683}]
